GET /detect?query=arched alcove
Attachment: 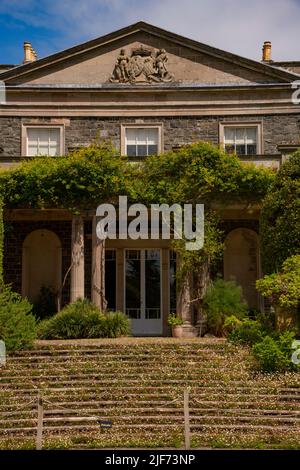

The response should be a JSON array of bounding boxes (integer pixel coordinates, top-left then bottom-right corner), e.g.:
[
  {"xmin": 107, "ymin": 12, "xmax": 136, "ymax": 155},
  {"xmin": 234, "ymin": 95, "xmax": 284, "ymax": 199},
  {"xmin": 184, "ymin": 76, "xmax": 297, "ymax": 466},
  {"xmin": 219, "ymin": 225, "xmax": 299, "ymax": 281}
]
[
  {"xmin": 224, "ymin": 228, "xmax": 260, "ymax": 309},
  {"xmin": 22, "ymin": 229, "xmax": 62, "ymax": 303}
]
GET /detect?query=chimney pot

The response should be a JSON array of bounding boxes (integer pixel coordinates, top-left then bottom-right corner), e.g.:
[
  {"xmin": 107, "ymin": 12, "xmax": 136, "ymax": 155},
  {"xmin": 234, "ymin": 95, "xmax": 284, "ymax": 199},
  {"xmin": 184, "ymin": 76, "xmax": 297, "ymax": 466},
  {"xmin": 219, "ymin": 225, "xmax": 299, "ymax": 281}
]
[
  {"xmin": 262, "ymin": 41, "xmax": 272, "ymax": 62},
  {"xmin": 23, "ymin": 42, "xmax": 37, "ymax": 63}
]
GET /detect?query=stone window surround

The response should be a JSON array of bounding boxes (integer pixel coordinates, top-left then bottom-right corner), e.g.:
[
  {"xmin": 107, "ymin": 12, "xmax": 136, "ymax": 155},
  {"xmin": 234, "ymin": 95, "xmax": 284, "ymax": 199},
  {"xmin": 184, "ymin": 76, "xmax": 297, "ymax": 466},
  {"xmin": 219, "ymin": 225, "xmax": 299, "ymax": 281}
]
[
  {"xmin": 219, "ymin": 121, "xmax": 263, "ymax": 155},
  {"xmin": 120, "ymin": 123, "xmax": 163, "ymax": 156},
  {"xmin": 21, "ymin": 122, "xmax": 65, "ymax": 156}
]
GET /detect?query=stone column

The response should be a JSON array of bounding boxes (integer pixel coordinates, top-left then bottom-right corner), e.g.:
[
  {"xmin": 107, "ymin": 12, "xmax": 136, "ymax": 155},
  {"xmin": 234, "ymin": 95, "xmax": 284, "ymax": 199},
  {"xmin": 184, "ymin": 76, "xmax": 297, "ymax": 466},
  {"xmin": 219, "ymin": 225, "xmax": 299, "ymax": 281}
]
[
  {"xmin": 91, "ymin": 215, "xmax": 107, "ymax": 311},
  {"xmin": 70, "ymin": 215, "xmax": 85, "ymax": 302},
  {"xmin": 176, "ymin": 266, "xmax": 197, "ymax": 338}
]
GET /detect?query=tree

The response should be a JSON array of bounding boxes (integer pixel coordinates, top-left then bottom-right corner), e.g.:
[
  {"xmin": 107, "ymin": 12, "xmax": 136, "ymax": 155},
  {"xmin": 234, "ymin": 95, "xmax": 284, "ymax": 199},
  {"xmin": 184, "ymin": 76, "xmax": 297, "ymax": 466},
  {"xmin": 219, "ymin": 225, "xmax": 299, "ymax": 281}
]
[
  {"xmin": 260, "ymin": 151, "xmax": 300, "ymax": 274},
  {"xmin": 256, "ymin": 255, "xmax": 300, "ymax": 330}
]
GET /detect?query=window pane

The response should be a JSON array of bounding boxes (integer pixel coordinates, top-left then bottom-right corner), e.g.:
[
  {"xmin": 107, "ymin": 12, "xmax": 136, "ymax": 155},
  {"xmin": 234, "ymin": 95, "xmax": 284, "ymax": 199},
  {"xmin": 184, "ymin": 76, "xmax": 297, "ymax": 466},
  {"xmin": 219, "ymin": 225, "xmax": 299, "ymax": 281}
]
[
  {"xmin": 137, "ymin": 145, "xmax": 148, "ymax": 156},
  {"xmin": 236, "ymin": 144, "xmax": 246, "ymax": 155},
  {"xmin": 105, "ymin": 250, "xmax": 116, "ymax": 311},
  {"xmin": 246, "ymin": 128, "xmax": 257, "ymax": 144},
  {"xmin": 169, "ymin": 250, "xmax": 177, "ymax": 314},
  {"xmin": 125, "ymin": 128, "xmax": 138, "ymax": 145},
  {"xmin": 38, "ymin": 145, "xmax": 50, "ymax": 156},
  {"xmin": 28, "ymin": 144, "xmax": 39, "ymax": 156},
  {"xmin": 235, "ymin": 128, "xmax": 245, "ymax": 145},
  {"xmin": 125, "ymin": 250, "xmax": 141, "ymax": 319},
  {"xmin": 146, "ymin": 128, "xmax": 158, "ymax": 145},
  {"xmin": 136, "ymin": 129, "xmax": 147, "ymax": 145},
  {"xmin": 148, "ymin": 145, "xmax": 158, "ymax": 155},
  {"xmin": 38, "ymin": 129, "xmax": 50, "ymax": 146},
  {"xmin": 224, "ymin": 127, "xmax": 235, "ymax": 144},
  {"xmin": 126, "ymin": 145, "xmax": 137, "ymax": 157},
  {"xmin": 145, "ymin": 250, "xmax": 161, "ymax": 318},
  {"xmin": 247, "ymin": 144, "xmax": 257, "ymax": 155}
]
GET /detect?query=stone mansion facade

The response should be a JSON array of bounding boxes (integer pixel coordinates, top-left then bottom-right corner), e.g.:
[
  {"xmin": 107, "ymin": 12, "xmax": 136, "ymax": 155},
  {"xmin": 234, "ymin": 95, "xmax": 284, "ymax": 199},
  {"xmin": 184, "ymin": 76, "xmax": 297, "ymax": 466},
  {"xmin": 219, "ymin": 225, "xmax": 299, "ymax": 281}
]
[{"xmin": 1, "ymin": 22, "xmax": 300, "ymax": 336}]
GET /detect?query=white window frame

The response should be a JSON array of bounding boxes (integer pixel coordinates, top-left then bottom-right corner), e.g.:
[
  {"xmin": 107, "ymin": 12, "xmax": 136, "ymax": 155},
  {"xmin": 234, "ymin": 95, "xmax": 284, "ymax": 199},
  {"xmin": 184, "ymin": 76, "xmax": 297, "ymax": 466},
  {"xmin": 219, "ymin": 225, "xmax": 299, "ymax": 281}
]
[
  {"xmin": 22, "ymin": 124, "xmax": 65, "ymax": 156},
  {"xmin": 219, "ymin": 122, "xmax": 263, "ymax": 155},
  {"xmin": 121, "ymin": 124, "xmax": 163, "ymax": 157}
]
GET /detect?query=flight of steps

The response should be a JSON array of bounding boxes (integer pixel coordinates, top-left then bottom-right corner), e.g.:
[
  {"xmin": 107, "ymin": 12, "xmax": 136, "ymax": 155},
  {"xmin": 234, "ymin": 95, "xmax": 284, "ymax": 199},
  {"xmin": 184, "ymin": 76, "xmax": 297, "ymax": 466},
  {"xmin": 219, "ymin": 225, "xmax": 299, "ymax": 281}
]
[{"xmin": 0, "ymin": 339, "xmax": 300, "ymax": 449}]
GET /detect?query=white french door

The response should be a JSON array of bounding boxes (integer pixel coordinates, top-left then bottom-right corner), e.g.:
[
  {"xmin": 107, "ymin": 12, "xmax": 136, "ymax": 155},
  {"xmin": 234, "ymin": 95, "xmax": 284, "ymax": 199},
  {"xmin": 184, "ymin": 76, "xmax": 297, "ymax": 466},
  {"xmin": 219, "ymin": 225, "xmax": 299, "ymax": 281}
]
[{"xmin": 125, "ymin": 249, "xmax": 162, "ymax": 336}]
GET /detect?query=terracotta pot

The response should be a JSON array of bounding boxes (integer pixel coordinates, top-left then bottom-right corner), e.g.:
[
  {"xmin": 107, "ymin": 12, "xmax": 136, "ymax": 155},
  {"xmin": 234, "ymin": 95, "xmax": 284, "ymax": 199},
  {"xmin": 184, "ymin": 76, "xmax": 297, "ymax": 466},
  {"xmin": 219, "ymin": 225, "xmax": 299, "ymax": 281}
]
[{"xmin": 172, "ymin": 326, "xmax": 183, "ymax": 338}]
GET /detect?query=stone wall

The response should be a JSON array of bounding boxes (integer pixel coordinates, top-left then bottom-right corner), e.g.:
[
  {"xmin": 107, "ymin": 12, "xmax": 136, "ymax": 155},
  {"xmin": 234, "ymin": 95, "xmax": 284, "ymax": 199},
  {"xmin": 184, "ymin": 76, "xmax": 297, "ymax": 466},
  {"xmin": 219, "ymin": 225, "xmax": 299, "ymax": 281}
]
[{"xmin": 0, "ymin": 114, "xmax": 300, "ymax": 157}]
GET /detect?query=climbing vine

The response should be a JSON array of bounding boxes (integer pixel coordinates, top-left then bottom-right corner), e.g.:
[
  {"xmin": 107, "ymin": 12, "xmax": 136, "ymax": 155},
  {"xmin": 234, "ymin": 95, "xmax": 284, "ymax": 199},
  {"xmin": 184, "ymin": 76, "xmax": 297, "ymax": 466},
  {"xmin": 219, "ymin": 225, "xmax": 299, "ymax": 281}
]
[
  {"xmin": 260, "ymin": 151, "xmax": 300, "ymax": 273},
  {"xmin": 0, "ymin": 140, "xmax": 275, "ymax": 308}
]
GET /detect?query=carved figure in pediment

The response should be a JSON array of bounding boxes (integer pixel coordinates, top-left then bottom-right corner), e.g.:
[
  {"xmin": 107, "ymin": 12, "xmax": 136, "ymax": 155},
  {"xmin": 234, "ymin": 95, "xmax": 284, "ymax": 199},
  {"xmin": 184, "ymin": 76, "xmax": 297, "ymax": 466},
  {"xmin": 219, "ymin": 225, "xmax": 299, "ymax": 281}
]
[{"xmin": 110, "ymin": 49, "xmax": 130, "ymax": 82}]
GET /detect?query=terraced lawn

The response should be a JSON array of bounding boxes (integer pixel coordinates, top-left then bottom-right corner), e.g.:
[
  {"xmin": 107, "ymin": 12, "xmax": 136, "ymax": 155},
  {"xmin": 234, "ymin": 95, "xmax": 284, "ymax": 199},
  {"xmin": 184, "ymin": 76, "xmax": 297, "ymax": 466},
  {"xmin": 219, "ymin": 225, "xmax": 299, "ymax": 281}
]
[{"xmin": 0, "ymin": 338, "xmax": 299, "ymax": 449}]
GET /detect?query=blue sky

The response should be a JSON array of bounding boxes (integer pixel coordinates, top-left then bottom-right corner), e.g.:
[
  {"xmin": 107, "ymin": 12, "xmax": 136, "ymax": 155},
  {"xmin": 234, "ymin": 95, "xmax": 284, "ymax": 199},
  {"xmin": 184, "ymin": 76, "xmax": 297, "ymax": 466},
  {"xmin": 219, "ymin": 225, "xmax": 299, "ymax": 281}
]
[{"xmin": 1, "ymin": 0, "xmax": 300, "ymax": 65}]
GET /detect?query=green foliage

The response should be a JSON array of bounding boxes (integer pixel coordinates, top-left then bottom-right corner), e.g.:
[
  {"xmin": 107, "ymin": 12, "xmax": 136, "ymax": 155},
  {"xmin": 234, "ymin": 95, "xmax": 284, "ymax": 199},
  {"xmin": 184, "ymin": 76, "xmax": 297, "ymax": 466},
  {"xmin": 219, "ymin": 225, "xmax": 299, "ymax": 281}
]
[
  {"xmin": 229, "ymin": 319, "xmax": 265, "ymax": 345},
  {"xmin": 0, "ymin": 199, "xmax": 3, "ymax": 286},
  {"xmin": 256, "ymin": 255, "xmax": 300, "ymax": 310},
  {"xmin": 223, "ymin": 315, "xmax": 242, "ymax": 335},
  {"xmin": 203, "ymin": 279, "xmax": 247, "ymax": 336},
  {"xmin": 0, "ymin": 143, "xmax": 128, "ymax": 211},
  {"xmin": 0, "ymin": 285, "xmax": 36, "ymax": 352},
  {"xmin": 38, "ymin": 299, "xmax": 130, "ymax": 339},
  {"xmin": 167, "ymin": 314, "xmax": 184, "ymax": 327},
  {"xmin": 252, "ymin": 331, "xmax": 299, "ymax": 372},
  {"xmin": 141, "ymin": 141, "xmax": 274, "ymax": 205},
  {"xmin": 260, "ymin": 151, "xmax": 300, "ymax": 273},
  {"xmin": 32, "ymin": 286, "xmax": 57, "ymax": 320},
  {"xmin": 100, "ymin": 311, "xmax": 131, "ymax": 338}
]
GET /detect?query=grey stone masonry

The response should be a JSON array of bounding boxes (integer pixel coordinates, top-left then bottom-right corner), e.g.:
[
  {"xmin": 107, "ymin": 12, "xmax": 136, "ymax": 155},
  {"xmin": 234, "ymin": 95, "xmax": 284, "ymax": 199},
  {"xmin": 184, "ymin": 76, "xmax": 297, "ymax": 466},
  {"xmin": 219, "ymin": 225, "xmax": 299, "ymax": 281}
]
[{"xmin": 0, "ymin": 114, "xmax": 300, "ymax": 156}]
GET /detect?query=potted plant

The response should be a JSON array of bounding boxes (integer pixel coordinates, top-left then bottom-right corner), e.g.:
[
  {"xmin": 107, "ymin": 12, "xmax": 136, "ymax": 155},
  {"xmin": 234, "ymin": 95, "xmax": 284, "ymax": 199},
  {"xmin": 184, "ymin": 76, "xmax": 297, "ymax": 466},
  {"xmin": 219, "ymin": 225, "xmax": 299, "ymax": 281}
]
[{"xmin": 168, "ymin": 314, "xmax": 184, "ymax": 338}]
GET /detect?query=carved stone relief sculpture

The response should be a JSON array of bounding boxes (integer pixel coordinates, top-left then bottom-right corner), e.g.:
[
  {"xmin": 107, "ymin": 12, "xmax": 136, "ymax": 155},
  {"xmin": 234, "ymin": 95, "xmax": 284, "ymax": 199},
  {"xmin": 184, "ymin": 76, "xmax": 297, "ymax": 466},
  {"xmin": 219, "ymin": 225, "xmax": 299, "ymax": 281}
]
[{"xmin": 110, "ymin": 45, "xmax": 174, "ymax": 83}]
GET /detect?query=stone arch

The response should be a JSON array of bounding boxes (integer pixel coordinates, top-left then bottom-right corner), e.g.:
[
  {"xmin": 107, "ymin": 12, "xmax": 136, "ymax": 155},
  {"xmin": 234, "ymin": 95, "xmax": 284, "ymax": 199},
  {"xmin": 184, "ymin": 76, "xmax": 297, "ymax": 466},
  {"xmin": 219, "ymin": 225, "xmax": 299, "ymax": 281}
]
[
  {"xmin": 22, "ymin": 229, "xmax": 62, "ymax": 304},
  {"xmin": 224, "ymin": 228, "xmax": 260, "ymax": 309}
]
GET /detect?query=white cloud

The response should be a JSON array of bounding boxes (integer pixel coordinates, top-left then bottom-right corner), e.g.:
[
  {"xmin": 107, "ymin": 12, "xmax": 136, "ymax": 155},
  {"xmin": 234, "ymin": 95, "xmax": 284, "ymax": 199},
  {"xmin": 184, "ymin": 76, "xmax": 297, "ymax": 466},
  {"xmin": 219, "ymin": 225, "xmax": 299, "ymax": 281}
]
[{"xmin": 1, "ymin": 0, "xmax": 300, "ymax": 61}]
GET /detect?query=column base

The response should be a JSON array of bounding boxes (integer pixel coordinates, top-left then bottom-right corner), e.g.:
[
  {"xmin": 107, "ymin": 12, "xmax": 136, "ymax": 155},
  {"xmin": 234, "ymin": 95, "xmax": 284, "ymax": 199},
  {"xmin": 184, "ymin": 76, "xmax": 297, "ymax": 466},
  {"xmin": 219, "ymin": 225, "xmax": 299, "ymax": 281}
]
[{"xmin": 181, "ymin": 321, "xmax": 198, "ymax": 338}]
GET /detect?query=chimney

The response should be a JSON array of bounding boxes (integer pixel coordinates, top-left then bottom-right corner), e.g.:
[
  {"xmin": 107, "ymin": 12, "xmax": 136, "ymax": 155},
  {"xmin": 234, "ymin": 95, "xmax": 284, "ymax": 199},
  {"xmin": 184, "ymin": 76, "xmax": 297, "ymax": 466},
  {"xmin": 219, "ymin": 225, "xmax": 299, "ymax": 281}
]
[
  {"xmin": 23, "ymin": 42, "xmax": 37, "ymax": 64},
  {"xmin": 262, "ymin": 41, "xmax": 272, "ymax": 62}
]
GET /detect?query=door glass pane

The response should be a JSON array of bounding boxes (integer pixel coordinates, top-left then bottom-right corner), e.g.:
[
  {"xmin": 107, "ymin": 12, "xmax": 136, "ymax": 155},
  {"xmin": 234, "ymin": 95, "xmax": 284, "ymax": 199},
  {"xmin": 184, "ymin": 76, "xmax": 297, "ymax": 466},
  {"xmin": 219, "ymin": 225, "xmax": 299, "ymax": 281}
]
[
  {"xmin": 169, "ymin": 250, "xmax": 177, "ymax": 314},
  {"xmin": 145, "ymin": 250, "xmax": 161, "ymax": 319},
  {"xmin": 105, "ymin": 250, "xmax": 116, "ymax": 311},
  {"xmin": 125, "ymin": 250, "xmax": 141, "ymax": 319}
]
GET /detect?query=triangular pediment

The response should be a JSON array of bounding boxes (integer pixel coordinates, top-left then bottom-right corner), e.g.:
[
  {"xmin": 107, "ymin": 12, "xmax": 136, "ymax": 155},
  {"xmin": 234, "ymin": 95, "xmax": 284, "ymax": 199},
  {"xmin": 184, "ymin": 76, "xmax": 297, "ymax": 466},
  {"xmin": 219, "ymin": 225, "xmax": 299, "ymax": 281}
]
[{"xmin": 1, "ymin": 22, "xmax": 298, "ymax": 86}]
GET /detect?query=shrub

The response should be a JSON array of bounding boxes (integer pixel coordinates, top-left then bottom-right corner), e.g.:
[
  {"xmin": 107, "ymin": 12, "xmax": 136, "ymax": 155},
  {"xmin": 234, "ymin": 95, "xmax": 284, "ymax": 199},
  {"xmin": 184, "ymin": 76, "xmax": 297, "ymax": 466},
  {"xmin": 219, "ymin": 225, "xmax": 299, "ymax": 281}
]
[
  {"xmin": 38, "ymin": 299, "xmax": 104, "ymax": 339},
  {"xmin": 203, "ymin": 279, "xmax": 247, "ymax": 336},
  {"xmin": 0, "ymin": 285, "xmax": 36, "ymax": 352},
  {"xmin": 100, "ymin": 311, "xmax": 131, "ymax": 338},
  {"xmin": 252, "ymin": 331, "xmax": 299, "ymax": 372},
  {"xmin": 229, "ymin": 319, "xmax": 265, "ymax": 346},
  {"xmin": 38, "ymin": 299, "xmax": 130, "ymax": 339},
  {"xmin": 223, "ymin": 315, "xmax": 242, "ymax": 335}
]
